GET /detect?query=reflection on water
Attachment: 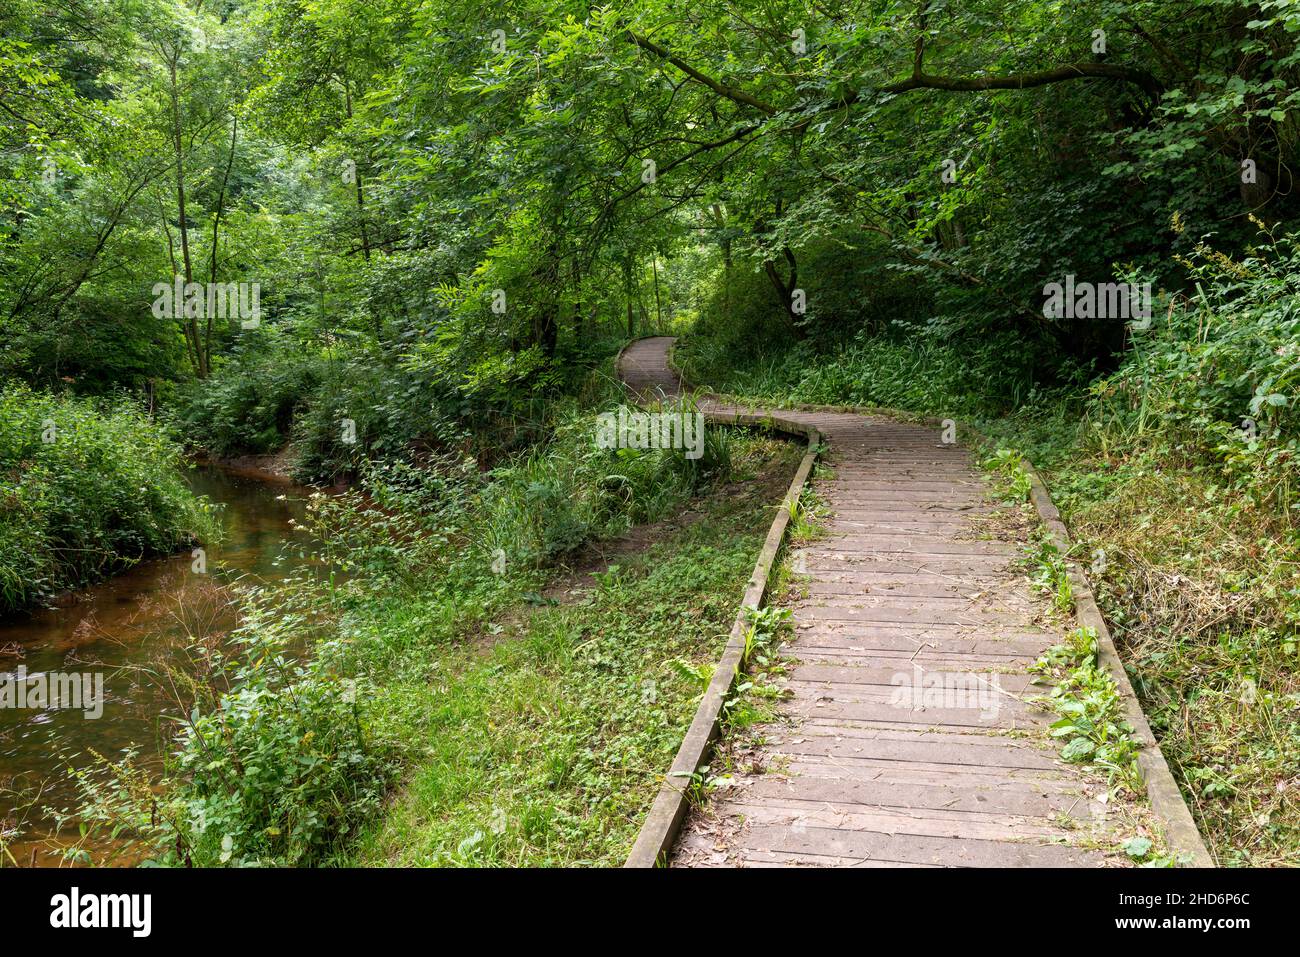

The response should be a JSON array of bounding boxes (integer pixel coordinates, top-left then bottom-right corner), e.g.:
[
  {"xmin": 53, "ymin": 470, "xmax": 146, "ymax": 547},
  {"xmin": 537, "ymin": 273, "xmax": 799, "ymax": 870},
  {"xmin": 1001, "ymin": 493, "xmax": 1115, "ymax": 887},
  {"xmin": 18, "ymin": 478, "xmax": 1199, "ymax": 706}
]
[{"xmin": 0, "ymin": 466, "xmax": 319, "ymax": 866}]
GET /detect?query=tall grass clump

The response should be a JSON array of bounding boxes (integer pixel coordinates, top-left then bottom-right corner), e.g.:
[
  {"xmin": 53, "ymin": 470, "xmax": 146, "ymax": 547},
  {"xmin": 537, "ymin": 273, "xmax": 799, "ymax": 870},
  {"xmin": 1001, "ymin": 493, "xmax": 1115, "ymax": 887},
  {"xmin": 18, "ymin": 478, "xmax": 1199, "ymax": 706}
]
[{"xmin": 477, "ymin": 393, "xmax": 730, "ymax": 567}]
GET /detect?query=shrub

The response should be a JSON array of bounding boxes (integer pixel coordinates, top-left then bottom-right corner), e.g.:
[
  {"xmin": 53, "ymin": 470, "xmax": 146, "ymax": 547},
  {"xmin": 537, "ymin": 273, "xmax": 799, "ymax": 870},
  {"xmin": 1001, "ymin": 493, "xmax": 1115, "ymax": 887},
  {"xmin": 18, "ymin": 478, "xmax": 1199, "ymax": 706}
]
[
  {"xmin": 169, "ymin": 342, "xmax": 322, "ymax": 459},
  {"xmin": 478, "ymin": 394, "xmax": 731, "ymax": 567},
  {"xmin": 1091, "ymin": 224, "xmax": 1300, "ymax": 513},
  {"xmin": 0, "ymin": 382, "xmax": 218, "ymax": 614}
]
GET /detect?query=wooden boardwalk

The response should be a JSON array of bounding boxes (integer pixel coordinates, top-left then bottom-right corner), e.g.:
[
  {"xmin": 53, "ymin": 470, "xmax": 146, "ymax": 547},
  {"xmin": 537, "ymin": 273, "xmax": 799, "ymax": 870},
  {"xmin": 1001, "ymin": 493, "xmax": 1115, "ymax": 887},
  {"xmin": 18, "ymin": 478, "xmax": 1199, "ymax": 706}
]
[{"xmin": 619, "ymin": 336, "xmax": 1131, "ymax": 868}]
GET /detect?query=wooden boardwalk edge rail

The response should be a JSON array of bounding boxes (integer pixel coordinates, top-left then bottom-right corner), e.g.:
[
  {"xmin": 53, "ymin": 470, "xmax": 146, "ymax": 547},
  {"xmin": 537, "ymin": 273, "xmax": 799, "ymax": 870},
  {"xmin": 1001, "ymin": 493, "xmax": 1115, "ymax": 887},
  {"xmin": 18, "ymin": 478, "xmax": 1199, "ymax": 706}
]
[
  {"xmin": 616, "ymin": 336, "xmax": 1212, "ymax": 869},
  {"xmin": 1022, "ymin": 463, "xmax": 1213, "ymax": 867},
  {"xmin": 620, "ymin": 333, "xmax": 822, "ymax": 867}
]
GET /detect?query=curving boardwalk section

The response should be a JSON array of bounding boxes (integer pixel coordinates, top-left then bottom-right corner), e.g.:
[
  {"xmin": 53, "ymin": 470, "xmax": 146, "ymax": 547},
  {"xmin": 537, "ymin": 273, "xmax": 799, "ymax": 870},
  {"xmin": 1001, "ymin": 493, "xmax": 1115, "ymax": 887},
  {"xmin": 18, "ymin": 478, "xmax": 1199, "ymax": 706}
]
[{"xmin": 619, "ymin": 336, "xmax": 1129, "ymax": 867}]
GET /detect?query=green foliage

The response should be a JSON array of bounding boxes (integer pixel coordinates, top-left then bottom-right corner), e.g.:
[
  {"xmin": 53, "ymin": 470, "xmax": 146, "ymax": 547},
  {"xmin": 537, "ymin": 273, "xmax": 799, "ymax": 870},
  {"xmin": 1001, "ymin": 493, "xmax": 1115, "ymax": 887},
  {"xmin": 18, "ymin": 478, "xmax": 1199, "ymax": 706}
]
[
  {"xmin": 68, "ymin": 397, "xmax": 791, "ymax": 865},
  {"xmin": 0, "ymin": 382, "xmax": 218, "ymax": 614},
  {"xmin": 1090, "ymin": 222, "xmax": 1300, "ymax": 515},
  {"xmin": 170, "ymin": 345, "xmax": 322, "ymax": 458},
  {"xmin": 67, "ymin": 592, "xmax": 400, "ymax": 868},
  {"xmin": 677, "ymin": 241, "xmax": 1062, "ymax": 417},
  {"xmin": 1032, "ymin": 626, "xmax": 1142, "ymax": 792},
  {"xmin": 346, "ymin": 470, "xmax": 783, "ymax": 866},
  {"xmin": 722, "ymin": 603, "xmax": 793, "ymax": 732},
  {"xmin": 1035, "ymin": 229, "xmax": 1300, "ymax": 865},
  {"xmin": 471, "ymin": 395, "xmax": 725, "ymax": 567},
  {"xmin": 1020, "ymin": 528, "xmax": 1075, "ymax": 617},
  {"xmin": 5, "ymin": 0, "xmax": 1300, "ymax": 412},
  {"xmin": 305, "ymin": 395, "xmax": 733, "ymax": 582},
  {"xmin": 167, "ymin": 603, "xmax": 397, "ymax": 867},
  {"xmin": 5, "ymin": 0, "xmax": 1300, "ymax": 870},
  {"xmin": 683, "ymin": 334, "xmax": 1037, "ymax": 418},
  {"xmin": 983, "ymin": 448, "xmax": 1033, "ymax": 503}
]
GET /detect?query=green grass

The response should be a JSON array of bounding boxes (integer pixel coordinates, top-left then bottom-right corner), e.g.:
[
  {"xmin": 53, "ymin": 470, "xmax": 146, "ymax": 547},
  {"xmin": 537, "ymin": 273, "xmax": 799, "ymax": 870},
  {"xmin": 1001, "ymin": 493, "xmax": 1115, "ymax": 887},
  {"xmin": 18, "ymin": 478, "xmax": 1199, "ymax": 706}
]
[
  {"xmin": 1048, "ymin": 442, "xmax": 1300, "ymax": 866},
  {"xmin": 675, "ymin": 334, "xmax": 1048, "ymax": 419},
  {"xmin": 347, "ymin": 448, "xmax": 796, "ymax": 866}
]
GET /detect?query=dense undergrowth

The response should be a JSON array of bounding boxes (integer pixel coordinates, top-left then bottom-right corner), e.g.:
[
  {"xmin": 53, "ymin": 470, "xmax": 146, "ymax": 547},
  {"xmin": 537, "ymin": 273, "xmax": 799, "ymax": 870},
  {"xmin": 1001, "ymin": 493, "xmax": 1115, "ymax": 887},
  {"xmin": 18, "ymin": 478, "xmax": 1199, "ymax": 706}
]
[
  {"xmin": 347, "ymin": 461, "xmax": 791, "ymax": 866},
  {"xmin": 0, "ymin": 383, "xmax": 217, "ymax": 616},
  {"xmin": 164, "ymin": 329, "xmax": 633, "ymax": 483}
]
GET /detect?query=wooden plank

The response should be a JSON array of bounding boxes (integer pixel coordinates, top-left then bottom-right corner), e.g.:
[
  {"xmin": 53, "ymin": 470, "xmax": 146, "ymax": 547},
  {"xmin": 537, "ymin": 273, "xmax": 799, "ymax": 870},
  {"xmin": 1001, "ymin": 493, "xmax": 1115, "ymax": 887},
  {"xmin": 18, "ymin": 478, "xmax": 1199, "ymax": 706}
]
[
  {"xmin": 720, "ymin": 800, "xmax": 1073, "ymax": 841},
  {"xmin": 797, "ymin": 604, "xmax": 1037, "ymax": 625},
  {"xmin": 773, "ymin": 757, "xmax": 1072, "ymax": 789},
  {"xmin": 731, "ymin": 823, "xmax": 1107, "ymax": 868},
  {"xmin": 782, "ymin": 697, "xmax": 1048, "ymax": 730},
  {"xmin": 792, "ymin": 624, "xmax": 1057, "ymax": 648},
  {"xmin": 765, "ymin": 728, "xmax": 1064, "ymax": 770},
  {"xmin": 745, "ymin": 775, "xmax": 1088, "ymax": 817},
  {"xmin": 795, "ymin": 649, "xmax": 1039, "ymax": 668},
  {"xmin": 785, "ymin": 669, "xmax": 1039, "ymax": 693}
]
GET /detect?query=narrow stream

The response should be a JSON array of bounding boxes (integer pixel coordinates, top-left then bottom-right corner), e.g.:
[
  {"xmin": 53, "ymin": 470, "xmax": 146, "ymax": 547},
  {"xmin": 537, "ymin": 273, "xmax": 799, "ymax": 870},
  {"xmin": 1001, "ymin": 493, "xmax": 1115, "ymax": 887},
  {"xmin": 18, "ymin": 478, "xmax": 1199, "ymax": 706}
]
[{"xmin": 0, "ymin": 466, "xmax": 318, "ymax": 866}]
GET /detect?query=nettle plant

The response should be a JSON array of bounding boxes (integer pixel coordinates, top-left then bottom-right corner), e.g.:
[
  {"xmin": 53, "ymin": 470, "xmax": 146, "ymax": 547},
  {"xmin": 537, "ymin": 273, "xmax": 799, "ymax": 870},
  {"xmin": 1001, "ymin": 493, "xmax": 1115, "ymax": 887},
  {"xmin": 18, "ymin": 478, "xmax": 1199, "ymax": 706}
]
[{"xmin": 1032, "ymin": 626, "xmax": 1141, "ymax": 792}]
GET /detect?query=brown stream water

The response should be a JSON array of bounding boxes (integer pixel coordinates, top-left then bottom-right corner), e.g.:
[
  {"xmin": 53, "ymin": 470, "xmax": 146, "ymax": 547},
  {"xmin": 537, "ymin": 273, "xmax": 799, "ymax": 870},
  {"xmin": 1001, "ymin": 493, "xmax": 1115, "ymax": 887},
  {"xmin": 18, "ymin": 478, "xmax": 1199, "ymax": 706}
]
[{"xmin": 0, "ymin": 466, "xmax": 319, "ymax": 866}]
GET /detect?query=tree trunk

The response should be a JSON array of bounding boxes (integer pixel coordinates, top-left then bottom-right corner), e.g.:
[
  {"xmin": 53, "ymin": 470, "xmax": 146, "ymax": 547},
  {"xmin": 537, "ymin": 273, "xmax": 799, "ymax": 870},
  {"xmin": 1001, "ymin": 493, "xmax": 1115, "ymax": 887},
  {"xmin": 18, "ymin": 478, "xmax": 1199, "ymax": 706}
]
[
  {"xmin": 763, "ymin": 245, "xmax": 804, "ymax": 336},
  {"xmin": 167, "ymin": 47, "xmax": 204, "ymax": 377},
  {"xmin": 343, "ymin": 81, "xmax": 372, "ymax": 265},
  {"xmin": 712, "ymin": 205, "xmax": 732, "ymax": 322},
  {"xmin": 651, "ymin": 252, "xmax": 662, "ymax": 330},
  {"xmin": 624, "ymin": 256, "xmax": 635, "ymax": 338},
  {"xmin": 572, "ymin": 260, "xmax": 584, "ymax": 344}
]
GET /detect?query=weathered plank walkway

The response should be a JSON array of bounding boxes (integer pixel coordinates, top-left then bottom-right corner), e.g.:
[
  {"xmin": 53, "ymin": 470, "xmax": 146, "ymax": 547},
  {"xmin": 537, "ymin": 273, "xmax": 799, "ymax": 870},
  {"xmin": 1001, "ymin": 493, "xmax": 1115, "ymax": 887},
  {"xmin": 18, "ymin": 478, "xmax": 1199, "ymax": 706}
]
[{"xmin": 619, "ymin": 336, "xmax": 1133, "ymax": 867}]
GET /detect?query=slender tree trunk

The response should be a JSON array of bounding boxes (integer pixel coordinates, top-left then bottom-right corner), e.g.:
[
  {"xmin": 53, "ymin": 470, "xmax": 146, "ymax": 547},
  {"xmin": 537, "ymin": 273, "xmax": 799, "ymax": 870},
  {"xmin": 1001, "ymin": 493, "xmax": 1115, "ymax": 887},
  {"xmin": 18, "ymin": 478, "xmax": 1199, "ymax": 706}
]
[
  {"xmin": 651, "ymin": 252, "xmax": 662, "ymax": 330},
  {"xmin": 712, "ymin": 204, "xmax": 732, "ymax": 321},
  {"xmin": 623, "ymin": 256, "xmax": 634, "ymax": 338},
  {"xmin": 158, "ymin": 192, "xmax": 197, "ymax": 374},
  {"xmin": 762, "ymin": 245, "xmax": 803, "ymax": 337},
  {"xmin": 203, "ymin": 116, "xmax": 239, "ymax": 358},
  {"xmin": 710, "ymin": 204, "xmax": 731, "ymax": 267},
  {"xmin": 343, "ymin": 80, "xmax": 372, "ymax": 264},
  {"xmin": 538, "ymin": 264, "xmax": 559, "ymax": 358},
  {"xmin": 209, "ymin": 117, "xmax": 238, "ymax": 286},
  {"xmin": 572, "ymin": 259, "xmax": 584, "ymax": 344},
  {"xmin": 167, "ymin": 47, "xmax": 204, "ymax": 377}
]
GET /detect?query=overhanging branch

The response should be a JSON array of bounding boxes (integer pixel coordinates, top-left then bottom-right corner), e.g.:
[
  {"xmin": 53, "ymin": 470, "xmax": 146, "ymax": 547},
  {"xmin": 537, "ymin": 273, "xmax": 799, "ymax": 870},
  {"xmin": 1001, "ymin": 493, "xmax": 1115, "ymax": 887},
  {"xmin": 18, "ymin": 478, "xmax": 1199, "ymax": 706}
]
[
  {"xmin": 624, "ymin": 30, "xmax": 780, "ymax": 116},
  {"xmin": 881, "ymin": 62, "xmax": 1164, "ymax": 98},
  {"xmin": 624, "ymin": 27, "xmax": 1163, "ymax": 123}
]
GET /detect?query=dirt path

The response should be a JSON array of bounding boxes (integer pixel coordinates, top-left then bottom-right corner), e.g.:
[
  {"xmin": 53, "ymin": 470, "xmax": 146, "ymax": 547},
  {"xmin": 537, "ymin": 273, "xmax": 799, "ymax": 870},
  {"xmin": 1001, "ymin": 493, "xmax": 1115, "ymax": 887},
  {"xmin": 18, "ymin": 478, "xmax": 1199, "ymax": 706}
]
[{"xmin": 619, "ymin": 336, "xmax": 1135, "ymax": 867}]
